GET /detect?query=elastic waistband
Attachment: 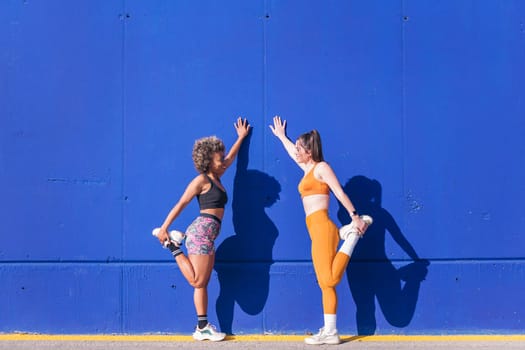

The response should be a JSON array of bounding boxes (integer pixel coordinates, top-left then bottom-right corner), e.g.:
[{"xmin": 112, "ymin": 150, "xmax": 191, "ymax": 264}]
[
  {"xmin": 199, "ymin": 213, "xmax": 222, "ymax": 224},
  {"xmin": 305, "ymin": 209, "xmax": 329, "ymax": 225}
]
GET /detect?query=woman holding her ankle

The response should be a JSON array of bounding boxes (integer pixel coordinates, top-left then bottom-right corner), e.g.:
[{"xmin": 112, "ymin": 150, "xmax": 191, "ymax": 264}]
[
  {"xmin": 269, "ymin": 115, "xmax": 371, "ymax": 345},
  {"xmin": 155, "ymin": 117, "xmax": 250, "ymax": 341}
]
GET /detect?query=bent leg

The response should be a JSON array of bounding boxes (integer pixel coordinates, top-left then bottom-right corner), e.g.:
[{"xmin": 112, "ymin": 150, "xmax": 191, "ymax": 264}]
[
  {"xmin": 309, "ymin": 212, "xmax": 349, "ymax": 287},
  {"xmin": 307, "ymin": 210, "xmax": 349, "ymax": 314},
  {"xmin": 313, "ymin": 248, "xmax": 349, "ymax": 314},
  {"xmin": 174, "ymin": 253, "xmax": 196, "ymax": 284}
]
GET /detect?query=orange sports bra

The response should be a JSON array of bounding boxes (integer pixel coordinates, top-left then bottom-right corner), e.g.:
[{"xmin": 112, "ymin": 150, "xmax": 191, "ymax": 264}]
[{"xmin": 298, "ymin": 163, "xmax": 330, "ymax": 198}]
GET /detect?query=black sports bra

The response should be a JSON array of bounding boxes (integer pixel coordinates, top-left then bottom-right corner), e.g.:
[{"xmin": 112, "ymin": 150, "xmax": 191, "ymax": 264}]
[{"xmin": 197, "ymin": 174, "xmax": 228, "ymax": 210}]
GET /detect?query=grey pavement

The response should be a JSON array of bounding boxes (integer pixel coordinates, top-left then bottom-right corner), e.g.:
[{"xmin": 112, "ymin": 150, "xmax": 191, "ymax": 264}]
[{"xmin": 1, "ymin": 339, "xmax": 525, "ymax": 350}]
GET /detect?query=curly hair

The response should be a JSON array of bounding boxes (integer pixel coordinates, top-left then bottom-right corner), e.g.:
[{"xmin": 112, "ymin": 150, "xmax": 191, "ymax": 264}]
[{"xmin": 192, "ymin": 136, "xmax": 225, "ymax": 173}]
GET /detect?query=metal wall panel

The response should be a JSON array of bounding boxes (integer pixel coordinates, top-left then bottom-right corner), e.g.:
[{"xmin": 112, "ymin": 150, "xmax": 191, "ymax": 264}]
[
  {"xmin": 1, "ymin": 0, "xmax": 524, "ymax": 335},
  {"xmin": 0, "ymin": 0, "xmax": 124, "ymax": 261}
]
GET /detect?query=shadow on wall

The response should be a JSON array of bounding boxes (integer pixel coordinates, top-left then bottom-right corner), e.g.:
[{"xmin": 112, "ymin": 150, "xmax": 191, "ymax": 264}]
[
  {"xmin": 337, "ymin": 175, "xmax": 430, "ymax": 335},
  {"xmin": 214, "ymin": 133, "xmax": 281, "ymax": 335}
]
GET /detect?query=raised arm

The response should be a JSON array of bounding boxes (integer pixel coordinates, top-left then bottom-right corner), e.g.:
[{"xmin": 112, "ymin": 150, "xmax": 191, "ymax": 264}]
[
  {"xmin": 223, "ymin": 117, "xmax": 251, "ymax": 169},
  {"xmin": 269, "ymin": 115, "xmax": 302, "ymax": 168}
]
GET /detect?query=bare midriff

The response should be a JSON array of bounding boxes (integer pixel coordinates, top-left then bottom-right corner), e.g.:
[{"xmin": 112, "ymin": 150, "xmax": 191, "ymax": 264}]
[{"xmin": 302, "ymin": 194, "xmax": 330, "ymax": 216}]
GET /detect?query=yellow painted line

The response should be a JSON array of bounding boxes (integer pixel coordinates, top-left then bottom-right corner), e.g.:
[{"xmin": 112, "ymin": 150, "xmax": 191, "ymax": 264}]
[{"xmin": 1, "ymin": 334, "xmax": 525, "ymax": 342}]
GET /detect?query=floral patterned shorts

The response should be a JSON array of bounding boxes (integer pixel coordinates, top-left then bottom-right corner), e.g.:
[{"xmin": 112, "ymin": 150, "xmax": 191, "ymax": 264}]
[{"xmin": 185, "ymin": 214, "xmax": 221, "ymax": 255}]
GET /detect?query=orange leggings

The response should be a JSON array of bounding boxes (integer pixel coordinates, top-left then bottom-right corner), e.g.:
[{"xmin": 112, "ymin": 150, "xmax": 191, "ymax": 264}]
[{"xmin": 306, "ymin": 210, "xmax": 350, "ymax": 314}]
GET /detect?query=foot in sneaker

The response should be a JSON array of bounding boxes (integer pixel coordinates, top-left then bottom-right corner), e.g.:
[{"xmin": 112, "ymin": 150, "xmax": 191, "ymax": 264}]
[
  {"xmin": 192, "ymin": 323, "xmax": 226, "ymax": 342},
  {"xmin": 339, "ymin": 215, "xmax": 373, "ymax": 240},
  {"xmin": 152, "ymin": 228, "xmax": 185, "ymax": 248},
  {"xmin": 304, "ymin": 327, "xmax": 341, "ymax": 345}
]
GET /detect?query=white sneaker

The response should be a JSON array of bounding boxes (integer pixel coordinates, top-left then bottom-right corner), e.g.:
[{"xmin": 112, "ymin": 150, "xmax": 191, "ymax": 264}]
[
  {"xmin": 339, "ymin": 215, "xmax": 373, "ymax": 240},
  {"xmin": 304, "ymin": 327, "xmax": 341, "ymax": 345},
  {"xmin": 192, "ymin": 323, "xmax": 226, "ymax": 342},
  {"xmin": 152, "ymin": 227, "xmax": 185, "ymax": 247}
]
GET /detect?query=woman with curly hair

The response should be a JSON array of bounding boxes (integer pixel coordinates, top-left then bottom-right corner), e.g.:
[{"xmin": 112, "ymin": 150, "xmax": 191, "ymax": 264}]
[{"xmin": 154, "ymin": 117, "xmax": 250, "ymax": 341}]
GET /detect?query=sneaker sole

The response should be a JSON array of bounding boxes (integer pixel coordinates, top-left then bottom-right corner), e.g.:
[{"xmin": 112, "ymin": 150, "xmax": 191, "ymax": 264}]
[
  {"xmin": 304, "ymin": 337, "xmax": 341, "ymax": 345},
  {"xmin": 192, "ymin": 334, "xmax": 225, "ymax": 342},
  {"xmin": 339, "ymin": 215, "xmax": 374, "ymax": 240},
  {"xmin": 152, "ymin": 228, "xmax": 185, "ymax": 247},
  {"xmin": 361, "ymin": 214, "xmax": 373, "ymax": 226}
]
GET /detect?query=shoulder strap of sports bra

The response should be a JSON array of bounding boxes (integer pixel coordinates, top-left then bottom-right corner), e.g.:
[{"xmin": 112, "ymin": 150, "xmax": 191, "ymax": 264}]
[
  {"xmin": 203, "ymin": 173, "xmax": 217, "ymax": 188},
  {"xmin": 306, "ymin": 163, "xmax": 319, "ymax": 177}
]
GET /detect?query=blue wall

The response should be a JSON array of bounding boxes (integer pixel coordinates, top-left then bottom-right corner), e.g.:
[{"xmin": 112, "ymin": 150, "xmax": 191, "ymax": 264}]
[{"xmin": 1, "ymin": 0, "xmax": 524, "ymax": 335}]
